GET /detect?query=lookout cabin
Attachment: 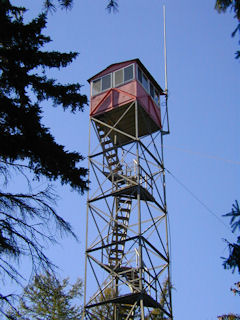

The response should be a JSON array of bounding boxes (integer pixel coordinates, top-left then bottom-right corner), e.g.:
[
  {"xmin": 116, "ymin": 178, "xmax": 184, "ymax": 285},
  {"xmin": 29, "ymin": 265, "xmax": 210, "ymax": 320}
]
[{"xmin": 88, "ymin": 59, "xmax": 165, "ymax": 142}]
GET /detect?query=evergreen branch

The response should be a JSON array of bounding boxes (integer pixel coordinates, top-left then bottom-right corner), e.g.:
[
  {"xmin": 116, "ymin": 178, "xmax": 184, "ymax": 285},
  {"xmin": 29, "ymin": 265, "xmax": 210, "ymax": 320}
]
[
  {"xmin": 106, "ymin": 0, "xmax": 119, "ymax": 13},
  {"xmin": 28, "ymin": 74, "xmax": 88, "ymax": 111}
]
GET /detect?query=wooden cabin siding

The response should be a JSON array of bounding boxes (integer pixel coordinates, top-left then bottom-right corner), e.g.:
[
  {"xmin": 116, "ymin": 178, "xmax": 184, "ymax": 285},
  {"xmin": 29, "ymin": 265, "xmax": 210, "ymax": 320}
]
[
  {"xmin": 90, "ymin": 81, "xmax": 137, "ymax": 116},
  {"xmin": 136, "ymin": 82, "xmax": 161, "ymax": 128},
  {"xmin": 89, "ymin": 59, "xmax": 162, "ymax": 129}
]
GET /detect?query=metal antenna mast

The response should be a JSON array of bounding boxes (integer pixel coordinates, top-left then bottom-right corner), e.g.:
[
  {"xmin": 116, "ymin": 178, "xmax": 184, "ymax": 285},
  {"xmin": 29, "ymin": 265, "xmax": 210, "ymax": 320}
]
[
  {"xmin": 163, "ymin": 4, "xmax": 170, "ymax": 135},
  {"xmin": 82, "ymin": 12, "xmax": 172, "ymax": 320},
  {"xmin": 164, "ymin": 5, "xmax": 168, "ymax": 93}
]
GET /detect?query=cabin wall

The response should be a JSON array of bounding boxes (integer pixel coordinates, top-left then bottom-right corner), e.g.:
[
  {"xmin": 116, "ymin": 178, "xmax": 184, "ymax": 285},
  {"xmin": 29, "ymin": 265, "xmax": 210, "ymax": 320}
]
[
  {"xmin": 90, "ymin": 68, "xmax": 161, "ymax": 129},
  {"xmin": 90, "ymin": 80, "xmax": 137, "ymax": 116},
  {"xmin": 136, "ymin": 82, "xmax": 161, "ymax": 128}
]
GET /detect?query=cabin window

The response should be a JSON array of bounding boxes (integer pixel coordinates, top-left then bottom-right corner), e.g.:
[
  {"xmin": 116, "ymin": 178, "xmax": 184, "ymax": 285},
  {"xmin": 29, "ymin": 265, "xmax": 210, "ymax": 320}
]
[
  {"xmin": 124, "ymin": 65, "xmax": 133, "ymax": 82},
  {"xmin": 92, "ymin": 73, "xmax": 112, "ymax": 96},
  {"xmin": 114, "ymin": 69, "xmax": 124, "ymax": 86},
  {"xmin": 137, "ymin": 66, "xmax": 160, "ymax": 106},
  {"xmin": 92, "ymin": 79, "xmax": 101, "ymax": 95},
  {"xmin": 137, "ymin": 66, "xmax": 149, "ymax": 92},
  {"xmin": 114, "ymin": 64, "xmax": 134, "ymax": 87},
  {"xmin": 137, "ymin": 67, "xmax": 142, "ymax": 83},
  {"xmin": 150, "ymin": 83, "xmax": 160, "ymax": 106},
  {"xmin": 142, "ymin": 73, "xmax": 149, "ymax": 92},
  {"xmin": 154, "ymin": 89, "xmax": 160, "ymax": 106},
  {"xmin": 102, "ymin": 74, "xmax": 111, "ymax": 91},
  {"xmin": 150, "ymin": 83, "xmax": 154, "ymax": 99}
]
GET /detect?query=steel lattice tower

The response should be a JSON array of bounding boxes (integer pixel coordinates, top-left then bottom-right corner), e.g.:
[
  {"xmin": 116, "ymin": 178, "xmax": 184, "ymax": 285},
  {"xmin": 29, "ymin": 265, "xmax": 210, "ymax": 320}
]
[{"xmin": 82, "ymin": 59, "xmax": 172, "ymax": 320}]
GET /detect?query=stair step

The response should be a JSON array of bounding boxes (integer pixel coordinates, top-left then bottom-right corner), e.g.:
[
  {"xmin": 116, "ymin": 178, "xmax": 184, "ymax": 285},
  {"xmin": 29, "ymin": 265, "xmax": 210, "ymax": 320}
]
[
  {"xmin": 110, "ymin": 247, "xmax": 124, "ymax": 252},
  {"xmin": 112, "ymin": 235, "xmax": 126, "ymax": 241},
  {"xmin": 105, "ymin": 153, "xmax": 117, "ymax": 160},
  {"xmin": 112, "ymin": 232, "xmax": 127, "ymax": 238},
  {"xmin": 109, "ymin": 255, "xmax": 123, "ymax": 261},
  {"xmin": 126, "ymin": 271, "xmax": 139, "ymax": 277},
  {"xmin": 119, "ymin": 199, "xmax": 132, "ymax": 204},
  {"xmin": 113, "ymin": 167, "xmax": 122, "ymax": 173},
  {"xmin": 113, "ymin": 230, "xmax": 127, "ymax": 236},
  {"xmin": 103, "ymin": 146, "xmax": 116, "ymax": 153},
  {"xmin": 119, "ymin": 208, "xmax": 130, "ymax": 212},
  {"xmin": 109, "ymin": 252, "xmax": 124, "ymax": 257},
  {"xmin": 101, "ymin": 139, "xmax": 112, "ymax": 145},
  {"xmin": 116, "ymin": 216, "xmax": 129, "ymax": 221},
  {"xmin": 108, "ymin": 160, "xmax": 119, "ymax": 166},
  {"xmin": 109, "ymin": 256, "xmax": 124, "ymax": 261},
  {"xmin": 113, "ymin": 224, "xmax": 127, "ymax": 230}
]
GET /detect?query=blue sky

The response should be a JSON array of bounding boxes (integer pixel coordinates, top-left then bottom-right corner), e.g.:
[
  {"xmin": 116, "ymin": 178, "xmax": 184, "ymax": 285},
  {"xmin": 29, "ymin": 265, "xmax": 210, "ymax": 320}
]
[{"xmin": 10, "ymin": 0, "xmax": 240, "ymax": 319}]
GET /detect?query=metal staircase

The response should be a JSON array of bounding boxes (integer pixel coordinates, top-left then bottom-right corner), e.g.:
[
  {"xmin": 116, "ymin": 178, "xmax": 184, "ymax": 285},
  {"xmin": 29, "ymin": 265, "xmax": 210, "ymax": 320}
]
[
  {"xmin": 109, "ymin": 198, "xmax": 131, "ymax": 267},
  {"xmin": 96, "ymin": 123, "xmax": 134, "ymax": 271}
]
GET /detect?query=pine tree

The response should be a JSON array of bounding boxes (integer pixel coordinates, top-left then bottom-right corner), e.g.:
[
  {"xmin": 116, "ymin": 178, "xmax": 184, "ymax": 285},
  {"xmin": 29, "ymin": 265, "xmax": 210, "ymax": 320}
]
[
  {"xmin": 90, "ymin": 287, "xmax": 115, "ymax": 319},
  {"xmin": 222, "ymin": 201, "xmax": 240, "ymax": 273},
  {"xmin": 146, "ymin": 278, "xmax": 171, "ymax": 320},
  {"xmin": 0, "ymin": 2, "xmax": 88, "ymax": 192},
  {"xmin": 8, "ymin": 272, "xmax": 83, "ymax": 320},
  {"xmin": 0, "ymin": 1, "xmax": 88, "ymax": 316},
  {"xmin": 215, "ymin": 0, "xmax": 240, "ymax": 59},
  {"xmin": 219, "ymin": 201, "xmax": 240, "ymax": 320}
]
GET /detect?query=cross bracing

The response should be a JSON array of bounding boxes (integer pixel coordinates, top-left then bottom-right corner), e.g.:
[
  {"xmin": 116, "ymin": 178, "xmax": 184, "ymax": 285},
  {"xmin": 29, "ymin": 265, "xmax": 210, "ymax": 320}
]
[{"xmin": 83, "ymin": 100, "xmax": 172, "ymax": 320}]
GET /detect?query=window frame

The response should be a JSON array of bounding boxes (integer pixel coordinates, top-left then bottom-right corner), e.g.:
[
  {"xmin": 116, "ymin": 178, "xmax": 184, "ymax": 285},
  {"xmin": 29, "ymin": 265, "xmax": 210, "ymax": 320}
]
[
  {"xmin": 124, "ymin": 64, "xmax": 134, "ymax": 83},
  {"xmin": 142, "ymin": 72, "xmax": 149, "ymax": 93},
  {"xmin": 114, "ymin": 68, "xmax": 124, "ymax": 87},
  {"xmin": 113, "ymin": 63, "xmax": 135, "ymax": 88},
  {"xmin": 137, "ymin": 65, "xmax": 160, "ymax": 107},
  {"xmin": 91, "ymin": 73, "xmax": 112, "ymax": 96},
  {"xmin": 101, "ymin": 73, "xmax": 112, "ymax": 92}
]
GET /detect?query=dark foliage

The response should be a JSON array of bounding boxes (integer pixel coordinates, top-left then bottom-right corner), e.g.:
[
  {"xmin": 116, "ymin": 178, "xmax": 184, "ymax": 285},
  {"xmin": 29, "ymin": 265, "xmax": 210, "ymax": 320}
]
[
  {"xmin": 42, "ymin": 0, "xmax": 119, "ymax": 13},
  {"xmin": 215, "ymin": 0, "xmax": 240, "ymax": 59},
  {"xmin": 8, "ymin": 272, "xmax": 82, "ymax": 319},
  {"xmin": 215, "ymin": 0, "xmax": 240, "ymax": 19},
  {"xmin": 0, "ymin": 2, "xmax": 88, "ymax": 192},
  {"xmin": 106, "ymin": 0, "xmax": 119, "ymax": 13},
  {"xmin": 222, "ymin": 201, "xmax": 240, "ymax": 273},
  {"xmin": 0, "ymin": 1, "xmax": 89, "ymax": 317},
  {"xmin": 231, "ymin": 282, "xmax": 240, "ymax": 296},
  {"xmin": 146, "ymin": 278, "xmax": 171, "ymax": 320}
]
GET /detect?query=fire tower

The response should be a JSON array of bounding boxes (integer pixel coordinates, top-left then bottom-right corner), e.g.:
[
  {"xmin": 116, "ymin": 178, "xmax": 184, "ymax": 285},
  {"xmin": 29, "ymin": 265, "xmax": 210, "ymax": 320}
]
[{"xmin": 83, "ymin": 59, "xmax": 172, "ymax": 319}]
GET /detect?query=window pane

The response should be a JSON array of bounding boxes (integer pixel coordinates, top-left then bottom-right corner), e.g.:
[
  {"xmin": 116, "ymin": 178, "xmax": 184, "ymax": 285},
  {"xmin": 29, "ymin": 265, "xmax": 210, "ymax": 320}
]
[
  {"xmin": 102, "ymin": 74, "xmax": 111, "ymax": 91},
  {"xmin": 142, "ymin": 73, "xmax": 149, "ymax": 92},
  {"xmin": 138, "ymin": 67, "xmax": 142, "ymax": 83},
  {"xmin": 124, "ymin": 65, "xmax": 133, "ymax": 82},
  {"xmin": 154, "ymin": 89, "xmax": 160, "ymax": 106},
  {"xmin": 114, "ymin": 69, "xmax": 123, "ymax": 86},
  {"xmin": 150, "ymin": 83, "xmax": 154, "ymax": 99},
  {"xmin": 92, "ymin": 79, "xmax": 101, "ymax": 95}
]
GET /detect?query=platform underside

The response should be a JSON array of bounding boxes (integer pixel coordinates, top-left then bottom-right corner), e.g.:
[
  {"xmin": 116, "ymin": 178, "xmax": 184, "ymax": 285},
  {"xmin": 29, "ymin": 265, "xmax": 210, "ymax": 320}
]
[
  {"xmin": 89, "ymin": 184, "xmax": 156, "ymax": 204},
  {"xmin": 86, "ymin": 292, "xmax": 162, "ymax": 309},
  {"xmin": 92, "ymin": 101, "xmax": 161, "ymax": 145},
  {"xmin": 86, "ymin": 291, "xmax": 171, "ymax": 318}
]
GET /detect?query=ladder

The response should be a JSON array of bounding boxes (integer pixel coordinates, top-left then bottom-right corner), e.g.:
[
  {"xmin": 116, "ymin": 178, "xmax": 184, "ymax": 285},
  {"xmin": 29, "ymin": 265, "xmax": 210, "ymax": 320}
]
[
  {"xmin": 96, "ymin": 123, "xmax": 132, "ymax": 267},
  {"xmin": 108, "ymin": 198, "xmax": 131, "ymax": 266}
]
